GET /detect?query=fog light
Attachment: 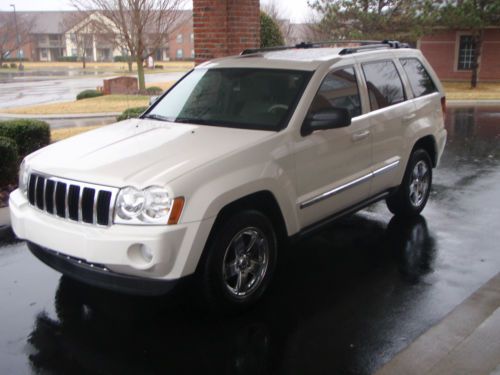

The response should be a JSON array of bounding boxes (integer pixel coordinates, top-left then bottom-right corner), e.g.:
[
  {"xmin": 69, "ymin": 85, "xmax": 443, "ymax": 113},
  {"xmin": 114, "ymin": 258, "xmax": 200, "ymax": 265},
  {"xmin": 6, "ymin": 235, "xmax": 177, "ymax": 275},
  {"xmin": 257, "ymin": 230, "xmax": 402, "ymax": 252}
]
[
  {"xmin": 140, "ymin": 244, "xmax": 154, "ymax": 263},
  {"xmin": 127, "ymin": 243, "xmax": 154, "ymax": 268}
]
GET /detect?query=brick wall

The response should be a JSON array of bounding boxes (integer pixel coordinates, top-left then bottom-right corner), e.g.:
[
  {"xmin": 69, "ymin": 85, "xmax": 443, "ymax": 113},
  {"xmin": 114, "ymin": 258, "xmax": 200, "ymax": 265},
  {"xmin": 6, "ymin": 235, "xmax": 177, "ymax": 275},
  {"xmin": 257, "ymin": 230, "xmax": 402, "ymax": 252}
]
[
  {"xmin": 193, "ymin": 0, "xmax": 260, "ymax": 64},
  {"xmin": 419, "ymin": 29, "xmax": 500, "ymax": 82}
]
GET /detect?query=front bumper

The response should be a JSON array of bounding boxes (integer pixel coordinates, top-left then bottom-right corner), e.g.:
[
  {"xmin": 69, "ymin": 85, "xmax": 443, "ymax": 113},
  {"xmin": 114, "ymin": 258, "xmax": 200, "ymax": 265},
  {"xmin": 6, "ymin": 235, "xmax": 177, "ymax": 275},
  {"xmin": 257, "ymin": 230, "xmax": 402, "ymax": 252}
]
[
  {"xmin": 9, "ymin": 189, "xmax": 215, "ymax": 284},
  {"xmin": 28, "ymin": 242, "xmax": 180, "ymax": 295}
]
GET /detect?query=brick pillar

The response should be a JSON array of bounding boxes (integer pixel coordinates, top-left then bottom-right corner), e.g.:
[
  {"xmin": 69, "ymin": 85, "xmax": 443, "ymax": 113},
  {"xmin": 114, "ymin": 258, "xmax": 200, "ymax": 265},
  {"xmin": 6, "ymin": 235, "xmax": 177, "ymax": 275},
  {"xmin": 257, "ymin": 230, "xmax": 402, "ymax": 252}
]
[{"xmin": 193, "ymin": 0, "xmax": 260, "ymax": 64}]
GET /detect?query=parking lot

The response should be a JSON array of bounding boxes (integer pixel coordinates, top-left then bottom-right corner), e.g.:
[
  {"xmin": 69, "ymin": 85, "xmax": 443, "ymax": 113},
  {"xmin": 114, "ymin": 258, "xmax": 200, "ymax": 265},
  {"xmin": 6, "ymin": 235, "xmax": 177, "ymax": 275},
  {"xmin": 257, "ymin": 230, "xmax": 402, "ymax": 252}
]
[{"xmin": 0, "ymin": 106, "xmax": 499, "ymax": 374}]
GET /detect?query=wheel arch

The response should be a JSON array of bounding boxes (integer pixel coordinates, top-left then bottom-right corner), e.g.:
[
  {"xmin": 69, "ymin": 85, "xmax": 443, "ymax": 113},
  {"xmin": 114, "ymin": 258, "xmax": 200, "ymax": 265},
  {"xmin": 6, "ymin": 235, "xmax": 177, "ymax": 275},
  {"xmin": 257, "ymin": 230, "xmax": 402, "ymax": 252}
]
[
  {"xmin": 411, "ymin": 135, "xmax": 438, "ymax": 167},
  {"xmin": 194, "ymin": 190, "xmax": 289, "ymax": 277}
]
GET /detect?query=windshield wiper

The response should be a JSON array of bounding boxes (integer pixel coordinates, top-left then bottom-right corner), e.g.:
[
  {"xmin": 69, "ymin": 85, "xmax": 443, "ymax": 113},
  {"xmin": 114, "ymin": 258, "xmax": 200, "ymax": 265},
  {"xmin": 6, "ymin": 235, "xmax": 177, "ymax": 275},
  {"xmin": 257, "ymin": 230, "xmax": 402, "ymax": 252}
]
[
  {"xmin": 142, "ymin": 113, "xmax": 172, "ymax": 122},
  {"xmin": 174, "ymin": 117, "xmax": 212, "ymax": 125}
]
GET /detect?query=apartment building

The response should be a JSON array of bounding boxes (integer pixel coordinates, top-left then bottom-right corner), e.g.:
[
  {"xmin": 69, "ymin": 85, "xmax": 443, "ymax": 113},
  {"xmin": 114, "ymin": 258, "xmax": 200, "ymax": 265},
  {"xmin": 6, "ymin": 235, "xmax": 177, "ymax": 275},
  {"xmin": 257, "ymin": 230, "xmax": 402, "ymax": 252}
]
[{"xmin": 1, "ymin": 10, "xmax": 193, "ymax": 62}]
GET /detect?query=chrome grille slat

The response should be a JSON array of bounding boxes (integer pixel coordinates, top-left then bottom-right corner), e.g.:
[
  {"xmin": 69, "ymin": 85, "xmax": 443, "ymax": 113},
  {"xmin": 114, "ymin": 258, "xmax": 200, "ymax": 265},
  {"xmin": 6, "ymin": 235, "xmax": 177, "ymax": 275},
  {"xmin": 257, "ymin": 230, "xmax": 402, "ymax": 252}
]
[{"xmin": 27, "ymin": 172, "xmax": 118, "ymax": 227}]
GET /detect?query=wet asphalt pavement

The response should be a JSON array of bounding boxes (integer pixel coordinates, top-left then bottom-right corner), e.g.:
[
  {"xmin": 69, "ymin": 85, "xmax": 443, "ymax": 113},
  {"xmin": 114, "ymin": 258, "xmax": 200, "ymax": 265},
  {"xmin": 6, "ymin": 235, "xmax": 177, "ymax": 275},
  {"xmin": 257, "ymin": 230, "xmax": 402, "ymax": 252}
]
[
  {"xmin": 0, "ymin": 106, "xmax": 499, "ymax": 375},
  {"xmin": 0, "ymin": 71, "xmax": 186, "ymax": 109}
]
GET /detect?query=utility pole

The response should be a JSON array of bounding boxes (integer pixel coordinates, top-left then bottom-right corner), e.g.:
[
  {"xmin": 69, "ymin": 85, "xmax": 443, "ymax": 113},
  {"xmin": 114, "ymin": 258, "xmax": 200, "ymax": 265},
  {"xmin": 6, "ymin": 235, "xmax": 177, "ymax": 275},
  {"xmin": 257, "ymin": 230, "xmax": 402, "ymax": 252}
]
[{"xmin": 10, "ymin": 4, "xmax": 24, "ymax": 71}]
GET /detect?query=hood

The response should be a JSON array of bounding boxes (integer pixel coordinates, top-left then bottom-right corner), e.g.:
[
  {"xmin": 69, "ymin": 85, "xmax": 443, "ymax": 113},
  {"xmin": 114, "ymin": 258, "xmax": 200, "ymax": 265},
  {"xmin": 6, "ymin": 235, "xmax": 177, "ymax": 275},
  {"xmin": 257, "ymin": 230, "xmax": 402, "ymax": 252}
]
[{"xmin": 28, "ymin": 119, "xmax": 273, "ymax": 187}]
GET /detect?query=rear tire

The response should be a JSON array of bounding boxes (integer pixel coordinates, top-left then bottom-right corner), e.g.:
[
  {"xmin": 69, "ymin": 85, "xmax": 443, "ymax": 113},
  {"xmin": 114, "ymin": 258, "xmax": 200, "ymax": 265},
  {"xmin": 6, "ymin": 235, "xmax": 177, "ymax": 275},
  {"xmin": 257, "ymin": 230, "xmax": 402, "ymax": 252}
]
[
  {"xmin": 197, "ymin": 210, "xmax": 278, "ymax": 313},
  {"xmin": 386, "ymin": 149, "xmax": 433, "ymax": 217}
]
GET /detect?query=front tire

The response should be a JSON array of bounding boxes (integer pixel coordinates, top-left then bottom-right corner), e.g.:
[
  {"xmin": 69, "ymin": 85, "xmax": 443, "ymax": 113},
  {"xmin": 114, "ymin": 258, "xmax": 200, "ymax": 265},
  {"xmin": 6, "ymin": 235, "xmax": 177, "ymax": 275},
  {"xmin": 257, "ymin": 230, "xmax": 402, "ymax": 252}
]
[
  {"xmin": 386, "ymin": 149, "xmax": 433, "ymax": 217},
  {"xmin": 198, "ymin": 210, "xmax": 278, "ymax": 313}
]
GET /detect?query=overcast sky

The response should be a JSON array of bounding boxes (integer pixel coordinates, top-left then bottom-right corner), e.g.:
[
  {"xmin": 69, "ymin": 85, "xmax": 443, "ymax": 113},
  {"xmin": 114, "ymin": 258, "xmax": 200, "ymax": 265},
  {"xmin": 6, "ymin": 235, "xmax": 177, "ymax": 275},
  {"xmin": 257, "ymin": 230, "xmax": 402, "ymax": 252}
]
[{"xmin": 0, "ymin": 0, "xmax": 313, "ymax": 22}]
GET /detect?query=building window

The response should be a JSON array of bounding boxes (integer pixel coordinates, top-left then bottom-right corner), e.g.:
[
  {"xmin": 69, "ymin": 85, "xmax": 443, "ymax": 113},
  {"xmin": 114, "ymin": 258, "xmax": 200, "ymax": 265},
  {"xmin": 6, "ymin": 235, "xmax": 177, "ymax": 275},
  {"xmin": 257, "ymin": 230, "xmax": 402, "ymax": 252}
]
[
  {"xmin": 176, "ymin": 34, "xmax": 183, "ymax": 44},
  {"xmin": 190, "ymin": 33, "xmax": 194, "ymax": 43},
  {"xmin": 457, "ymin": 35, "xmax": 475, "ymax": 70},
  {"xmin": 176, "ymin": 49, "xmax": 183, "ymax": 59},
  {"xmin": 191, "ymin": 49, "xmax": 195, "ymax": 58},
  {"xmin": 71, "ymin": 48, "xmax": 77, "ymax": 56}
]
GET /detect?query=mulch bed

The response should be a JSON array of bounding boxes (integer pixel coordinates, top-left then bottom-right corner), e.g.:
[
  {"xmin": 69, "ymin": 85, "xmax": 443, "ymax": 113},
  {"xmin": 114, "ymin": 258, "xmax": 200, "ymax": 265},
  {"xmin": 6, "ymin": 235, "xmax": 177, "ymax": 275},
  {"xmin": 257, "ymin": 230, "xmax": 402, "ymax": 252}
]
[{"xmin": 0, "ymin": 184, "xmax": 16, "ymax": 208}]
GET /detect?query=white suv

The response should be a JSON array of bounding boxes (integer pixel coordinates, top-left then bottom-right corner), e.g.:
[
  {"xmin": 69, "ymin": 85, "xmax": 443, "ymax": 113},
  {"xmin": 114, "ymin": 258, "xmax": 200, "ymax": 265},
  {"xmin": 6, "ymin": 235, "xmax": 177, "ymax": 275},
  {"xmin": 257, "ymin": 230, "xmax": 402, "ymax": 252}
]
[{"xmin": 10, "ymin": 41, "xmax": 447, "ymax": 311}]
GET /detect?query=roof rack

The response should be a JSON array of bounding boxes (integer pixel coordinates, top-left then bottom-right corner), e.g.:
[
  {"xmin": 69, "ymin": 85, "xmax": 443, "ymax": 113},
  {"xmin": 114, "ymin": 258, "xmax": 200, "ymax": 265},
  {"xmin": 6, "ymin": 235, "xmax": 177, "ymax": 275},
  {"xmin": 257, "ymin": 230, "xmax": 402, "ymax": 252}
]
[{"xmin": 240, "ymin": 40, "xmax": 410, "ymax": 56}]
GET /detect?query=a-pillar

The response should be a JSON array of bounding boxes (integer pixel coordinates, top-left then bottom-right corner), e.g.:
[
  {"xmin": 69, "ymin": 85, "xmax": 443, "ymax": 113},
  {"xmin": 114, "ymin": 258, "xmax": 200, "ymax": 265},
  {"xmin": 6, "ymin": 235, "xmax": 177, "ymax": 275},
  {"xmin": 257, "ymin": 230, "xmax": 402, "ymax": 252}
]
[{"xmin": 193, "ymin": 0, "xmax": 260, "ymax": 64}]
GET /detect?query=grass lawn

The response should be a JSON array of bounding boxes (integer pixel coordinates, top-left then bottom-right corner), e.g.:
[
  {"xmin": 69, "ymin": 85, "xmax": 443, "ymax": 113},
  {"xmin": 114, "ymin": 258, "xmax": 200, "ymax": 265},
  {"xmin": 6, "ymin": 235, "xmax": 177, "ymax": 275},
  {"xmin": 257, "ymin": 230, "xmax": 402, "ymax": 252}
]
[
  {"xmin": 12, "ymin": 61, "xmax": 194, "ymax": 73},
  {"xmin": 5, "ymin": 95, "xmax": 150, "ymax": 115},
  {"xmin": 51, "ymin": 125, "xmax": 104, "ymax": 142},
  {"xmin": 4, "ymin": 81, "xmax": 174, "ymax": 115},
  {"xmin": 443, "ymin": 82, "xmax": 500, "ymax": 100}
]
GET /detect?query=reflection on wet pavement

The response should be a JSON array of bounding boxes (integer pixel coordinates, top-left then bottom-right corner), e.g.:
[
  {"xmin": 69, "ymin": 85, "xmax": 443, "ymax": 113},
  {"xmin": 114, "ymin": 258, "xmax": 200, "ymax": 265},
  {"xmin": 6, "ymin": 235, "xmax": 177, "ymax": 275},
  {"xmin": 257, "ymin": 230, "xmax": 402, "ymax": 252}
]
[{"xmin": 0, "ymin": 106, "xmax": 499, "ymax": 375}]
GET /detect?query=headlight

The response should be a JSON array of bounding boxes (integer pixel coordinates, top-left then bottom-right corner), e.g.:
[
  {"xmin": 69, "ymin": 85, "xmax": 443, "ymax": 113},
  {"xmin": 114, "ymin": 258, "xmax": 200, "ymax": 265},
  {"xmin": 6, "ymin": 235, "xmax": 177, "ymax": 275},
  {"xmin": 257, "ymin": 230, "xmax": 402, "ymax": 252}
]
[
  {"xmin": 18, "ymin": 159, "xmax": 30, "ymax": 195},
  {"xmin": 114, "ymin": 186, "xmax": 183, "ymax": 225},
  {"xmin": 116, "ymin": 187, "xmax": 145, "ymax": 220}
]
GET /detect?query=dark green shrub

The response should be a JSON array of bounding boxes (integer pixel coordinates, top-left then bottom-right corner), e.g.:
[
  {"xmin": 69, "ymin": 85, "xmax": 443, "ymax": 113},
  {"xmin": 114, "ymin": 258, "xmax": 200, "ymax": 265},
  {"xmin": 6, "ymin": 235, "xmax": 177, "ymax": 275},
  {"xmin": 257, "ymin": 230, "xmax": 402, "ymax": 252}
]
[
  {"xmin": 116, "ymin": 106, "xmax": 148, "ymax": 121},
  {"xmin": 145, "ymin": 86, "xmax": 163, "ymax": 95},
  {"xmin": 0, "ymin": 119, "xmax": 50, "ymax": 157},
  {"xmin": 1, "ymin": 64, "xmax": 8, "ymax": 69},
  {"xmin": 154, "ymin": 65, "xmax": 163, "ymax": 69},
  {"xmin": 76, "ymin": 89, "xmax": 104, "ymax": 100},
  {"xmin": 57, "ymin": 56, "xmax": 78, "ymax": 62},
  {"xmin": 260, "ymin": 11, "xmax": 284, "ymax": 48},
  {"xmin": 9, "ymin": 62, "xmax": 17, "ymax": 69},
  {"xmin": 114, "ymin": 55, "xmax": 134, "ymax": 62},
  {"xmin": 0, "ymin": 136, "xmax": 19, "ymax": 186}
]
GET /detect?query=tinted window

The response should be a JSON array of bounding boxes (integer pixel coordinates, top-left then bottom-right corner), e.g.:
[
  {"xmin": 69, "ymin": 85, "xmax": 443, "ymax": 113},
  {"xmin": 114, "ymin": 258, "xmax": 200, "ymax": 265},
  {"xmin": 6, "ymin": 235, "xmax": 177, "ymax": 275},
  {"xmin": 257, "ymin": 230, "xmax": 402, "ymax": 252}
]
[
  {"xmin": 308, "ymin": 67, "xmax": 361, "ymax": 118},
  {"xmin": 400, "ymin": 58, "xmax": 437, "ymax": 98},
  {"xmin": 148, "ymin": 68, "xmax": 310, "ymax": 131},
  {"xmin": 362, "ymin": 61, "xmax": 405, "ymax": 110}
]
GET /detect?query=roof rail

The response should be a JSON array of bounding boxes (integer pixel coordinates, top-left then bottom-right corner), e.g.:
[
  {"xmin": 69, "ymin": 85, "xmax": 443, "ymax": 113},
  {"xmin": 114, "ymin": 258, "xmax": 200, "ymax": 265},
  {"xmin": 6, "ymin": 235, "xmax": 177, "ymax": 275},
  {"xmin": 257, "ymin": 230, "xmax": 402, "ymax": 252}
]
[
  {"xmin": 339, "ymin": 40, "xmax": 410, "ymax": 55},
  {"xmin": 240, "ymin": 39, "xmax": 410, "ymax": 56}
]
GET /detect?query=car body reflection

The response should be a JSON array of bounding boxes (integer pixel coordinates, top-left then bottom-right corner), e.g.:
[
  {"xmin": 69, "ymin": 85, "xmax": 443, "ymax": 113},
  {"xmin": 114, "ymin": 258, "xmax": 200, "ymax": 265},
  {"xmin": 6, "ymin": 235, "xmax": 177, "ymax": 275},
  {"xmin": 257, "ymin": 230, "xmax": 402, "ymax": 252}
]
[{"xmin": 27, "ymin": 214, "xmax": 436, "ymax": 375}]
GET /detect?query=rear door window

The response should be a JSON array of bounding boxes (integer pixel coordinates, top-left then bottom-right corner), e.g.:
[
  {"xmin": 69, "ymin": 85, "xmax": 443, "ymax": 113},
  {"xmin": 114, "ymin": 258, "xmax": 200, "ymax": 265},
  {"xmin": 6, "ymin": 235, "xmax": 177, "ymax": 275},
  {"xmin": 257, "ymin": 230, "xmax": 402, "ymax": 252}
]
[
  {"xmin": 400, "ymin": 58, "xmax": 438, "ymax": 98},
  {"xmin": 361, "ymin": 60, "xmax": 406, "ymax": 111}
]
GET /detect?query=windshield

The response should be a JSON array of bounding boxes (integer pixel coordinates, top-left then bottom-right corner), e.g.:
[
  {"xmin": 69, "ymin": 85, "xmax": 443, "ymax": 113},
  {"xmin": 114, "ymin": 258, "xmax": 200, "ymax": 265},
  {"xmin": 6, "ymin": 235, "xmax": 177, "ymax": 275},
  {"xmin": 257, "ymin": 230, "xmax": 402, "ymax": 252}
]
[{"xmin": 146, "ymin": 68, "xmax": 311, "ymax": 131}]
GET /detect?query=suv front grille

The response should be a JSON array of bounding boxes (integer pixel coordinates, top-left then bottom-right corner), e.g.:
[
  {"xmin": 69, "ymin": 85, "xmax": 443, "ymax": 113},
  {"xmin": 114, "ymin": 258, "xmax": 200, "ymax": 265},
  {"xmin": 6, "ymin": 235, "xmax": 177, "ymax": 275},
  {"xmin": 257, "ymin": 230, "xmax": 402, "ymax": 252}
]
[{"xmin": 27, "ymin": 173, "xmax": 118, "ymax": 226}]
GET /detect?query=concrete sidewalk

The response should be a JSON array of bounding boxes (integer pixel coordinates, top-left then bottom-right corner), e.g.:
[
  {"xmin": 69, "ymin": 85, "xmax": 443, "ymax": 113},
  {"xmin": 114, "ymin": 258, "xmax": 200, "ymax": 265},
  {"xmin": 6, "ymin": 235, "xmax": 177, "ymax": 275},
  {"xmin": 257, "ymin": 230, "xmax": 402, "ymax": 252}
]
[{"xmin": 376, "ymin": 272, "xmax": 500, "ymax": 375}]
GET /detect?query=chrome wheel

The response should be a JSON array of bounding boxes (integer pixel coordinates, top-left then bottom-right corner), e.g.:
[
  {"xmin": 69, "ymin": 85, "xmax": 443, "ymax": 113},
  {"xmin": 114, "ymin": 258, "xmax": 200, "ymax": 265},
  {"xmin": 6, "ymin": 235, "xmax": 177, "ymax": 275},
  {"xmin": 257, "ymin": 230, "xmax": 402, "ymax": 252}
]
[
  {"xmin": 222, "ymin": 227, "xmax": 269, "ymax": 299},
  {"xmin": 409, "ymin": 160, "xmax": 430, "ymax": 207}
]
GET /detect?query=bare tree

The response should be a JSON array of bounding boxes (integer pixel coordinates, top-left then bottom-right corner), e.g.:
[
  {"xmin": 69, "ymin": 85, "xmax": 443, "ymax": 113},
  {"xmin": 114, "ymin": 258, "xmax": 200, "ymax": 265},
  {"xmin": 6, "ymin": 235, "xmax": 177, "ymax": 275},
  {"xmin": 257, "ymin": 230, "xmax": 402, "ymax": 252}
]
[
  {"xmin": 0, "ymin": 12, "xmax": 35, "ymax": 63},
  {"xmin": 63, "ymin": 12, "xmax": 96, "ymax": 68},
  {"xmin": 72, "ymin": 0, "xmax": 186, "ymax": 91}
]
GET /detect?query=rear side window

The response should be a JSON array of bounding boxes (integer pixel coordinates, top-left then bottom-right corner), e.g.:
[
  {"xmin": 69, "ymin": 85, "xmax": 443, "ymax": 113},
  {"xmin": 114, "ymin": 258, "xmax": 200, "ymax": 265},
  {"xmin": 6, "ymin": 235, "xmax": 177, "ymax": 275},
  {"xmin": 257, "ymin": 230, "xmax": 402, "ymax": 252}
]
[
  {"xmin": 400, "ymin": 58, "xmax": 438, "ymax": 98},
  {"xmin": 362, "ymin": 60, "xmax": 405, "ymax": 110},
  {"xmin": 308, "ymin": 67, "xmax": 362, "ymax": 118}
]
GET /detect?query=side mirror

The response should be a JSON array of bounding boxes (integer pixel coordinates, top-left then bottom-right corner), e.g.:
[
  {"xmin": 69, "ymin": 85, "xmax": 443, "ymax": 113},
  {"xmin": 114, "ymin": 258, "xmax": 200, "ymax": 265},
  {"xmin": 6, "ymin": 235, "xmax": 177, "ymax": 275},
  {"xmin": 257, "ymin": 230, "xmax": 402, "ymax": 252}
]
[
  {"xmin": 302, "ymin": 108, "xmax": 351, "ymax": 136},
  {"xmin": 149, "ymin": 96, "xmax": 159, "ymax": 105}
]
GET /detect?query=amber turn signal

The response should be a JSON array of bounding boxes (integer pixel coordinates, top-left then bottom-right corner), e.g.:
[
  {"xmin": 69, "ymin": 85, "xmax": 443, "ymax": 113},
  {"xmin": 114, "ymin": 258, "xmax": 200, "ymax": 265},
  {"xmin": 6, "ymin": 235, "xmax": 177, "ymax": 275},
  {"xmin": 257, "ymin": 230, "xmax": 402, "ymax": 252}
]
[{"xmin": 168, "ymin": 197, "xmax": 185, "ymax": 225}]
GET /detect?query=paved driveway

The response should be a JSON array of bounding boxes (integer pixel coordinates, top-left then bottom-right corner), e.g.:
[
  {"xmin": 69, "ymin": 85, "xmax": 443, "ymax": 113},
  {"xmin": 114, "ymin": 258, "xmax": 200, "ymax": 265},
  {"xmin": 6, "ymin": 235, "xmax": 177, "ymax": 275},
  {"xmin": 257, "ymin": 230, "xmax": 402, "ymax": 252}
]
[{"xmin": 0, "ymin": 106, "xmax": 499, "ymax": 374}]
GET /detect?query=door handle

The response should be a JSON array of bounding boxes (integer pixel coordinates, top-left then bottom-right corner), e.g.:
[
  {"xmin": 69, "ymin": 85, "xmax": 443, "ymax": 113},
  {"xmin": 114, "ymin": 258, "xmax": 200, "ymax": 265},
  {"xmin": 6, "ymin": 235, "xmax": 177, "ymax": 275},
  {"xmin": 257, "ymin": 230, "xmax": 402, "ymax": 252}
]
[
  {"xmin": 352, "ymin": 130, "xmax": 370, "ymax": 142},
  {"xmin": 402, "ymin": 113, "xmax": 417, "ymax": 122}
]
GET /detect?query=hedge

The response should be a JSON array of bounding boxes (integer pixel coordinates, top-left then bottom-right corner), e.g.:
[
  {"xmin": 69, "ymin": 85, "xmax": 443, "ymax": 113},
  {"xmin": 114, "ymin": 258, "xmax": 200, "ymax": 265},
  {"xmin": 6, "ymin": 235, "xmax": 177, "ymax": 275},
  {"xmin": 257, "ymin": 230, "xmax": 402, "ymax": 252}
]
[
  {"xmin": 57, "ymin": 56, "xmax": 78, "ymax": 62},
  {"xmin": 0, "ymin": 136, "xmax": 19, "ymax": 186},
  {"xmin": 113, "ymin": 55, "xmax": 135, "ymax": 62},
  {"xmin": 145, "ymin": 86, "xmax": 163, "ymax": 95},
  {"xmin": 116, "ymin": 106, "xmax": 148, "ymax": 121},
  {"xmin": 0, "ymin": 119, "xmax": 51, "ymax": 157},
  {"xmin": 76, "ymin": 89, "xmax": 104, "ymax": 100}
]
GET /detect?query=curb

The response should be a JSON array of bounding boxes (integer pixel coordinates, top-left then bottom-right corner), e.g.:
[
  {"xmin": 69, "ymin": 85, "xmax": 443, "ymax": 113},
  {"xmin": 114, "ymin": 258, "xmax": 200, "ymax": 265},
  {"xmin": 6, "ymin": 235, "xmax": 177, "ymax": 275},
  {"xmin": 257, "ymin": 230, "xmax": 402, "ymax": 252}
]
[
  {"xmin": 448, "ymin": 99, "xmax": 500, "ymax": 106},
  {"xmin": 0, "ymin": 206, "xmax": 11, "ymax": 239},
  {"xmin": 0, "ymin": 112, "xmax": 121, "ymax": 120}
]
